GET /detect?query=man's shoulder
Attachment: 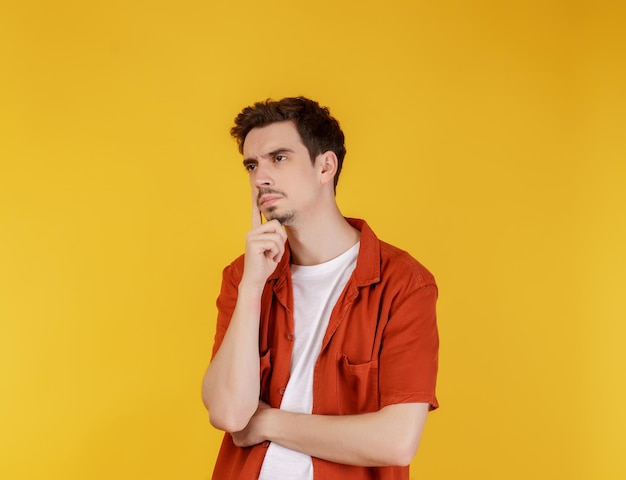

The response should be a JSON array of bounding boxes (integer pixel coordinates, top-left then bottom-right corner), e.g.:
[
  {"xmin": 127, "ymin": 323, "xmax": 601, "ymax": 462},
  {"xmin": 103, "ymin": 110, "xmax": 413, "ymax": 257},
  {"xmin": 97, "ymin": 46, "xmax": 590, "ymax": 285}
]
[
  {"xmin": 221, "ymin": 254, "xmax": 246, "ymax": 280},
  {"xmin": 377, "ymin": 240, "xmax": 436, "ymax": 288}
]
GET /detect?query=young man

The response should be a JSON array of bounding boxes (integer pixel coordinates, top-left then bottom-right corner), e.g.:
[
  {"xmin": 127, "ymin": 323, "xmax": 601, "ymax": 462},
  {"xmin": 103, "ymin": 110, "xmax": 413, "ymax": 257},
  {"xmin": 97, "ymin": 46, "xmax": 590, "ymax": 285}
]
[{"xmin": 202, "ymin": 97, "xmax": 439, "ymax": 479}]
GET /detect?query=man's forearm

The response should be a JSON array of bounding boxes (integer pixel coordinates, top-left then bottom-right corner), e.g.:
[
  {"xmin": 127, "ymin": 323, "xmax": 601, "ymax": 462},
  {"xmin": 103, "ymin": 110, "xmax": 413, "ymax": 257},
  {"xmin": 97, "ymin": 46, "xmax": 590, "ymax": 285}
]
[
  {"xmin": 234, "ymin": 402, "xmax": 429, "ymax": 467},
  {"xmin": 202, "ymin": 285, "xmax": 263, "ymax": 432},
  {"xmin": 203, "ymin": 212, "xmax": 287, "ymax": 432}
]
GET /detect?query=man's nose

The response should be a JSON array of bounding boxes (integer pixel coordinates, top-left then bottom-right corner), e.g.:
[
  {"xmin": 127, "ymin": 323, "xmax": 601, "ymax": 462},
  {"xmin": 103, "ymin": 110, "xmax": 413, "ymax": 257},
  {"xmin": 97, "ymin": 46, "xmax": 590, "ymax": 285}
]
[{"xmin": 253, "ymin": 163, "xmax": 273, "ymax": 187}]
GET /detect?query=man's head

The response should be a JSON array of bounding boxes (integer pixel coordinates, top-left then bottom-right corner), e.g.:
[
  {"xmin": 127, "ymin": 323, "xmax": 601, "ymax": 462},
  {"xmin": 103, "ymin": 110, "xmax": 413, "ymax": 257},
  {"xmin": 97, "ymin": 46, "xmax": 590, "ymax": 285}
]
[{"xmin": 231, "ymin": 97, "xmax": 346, "ymax": 190}]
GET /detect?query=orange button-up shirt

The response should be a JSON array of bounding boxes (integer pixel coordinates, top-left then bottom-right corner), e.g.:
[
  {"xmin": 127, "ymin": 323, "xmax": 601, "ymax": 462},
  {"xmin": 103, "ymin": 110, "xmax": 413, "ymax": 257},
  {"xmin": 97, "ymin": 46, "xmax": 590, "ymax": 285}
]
[{"xmin": 211, "ymin": 218, "xmax": 439, "ymax": 479}]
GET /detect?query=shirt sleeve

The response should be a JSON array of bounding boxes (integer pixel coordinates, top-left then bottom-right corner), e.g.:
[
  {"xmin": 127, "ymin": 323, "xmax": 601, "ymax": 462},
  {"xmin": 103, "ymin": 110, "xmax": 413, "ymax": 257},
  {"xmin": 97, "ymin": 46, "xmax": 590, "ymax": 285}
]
[
  {"xmin": 211, "ymin": 258, "xmax": 243, "ymax": 360},
  {"xmin": 378, "ymin": 282, "xmax": 439, "ymax": 410}
]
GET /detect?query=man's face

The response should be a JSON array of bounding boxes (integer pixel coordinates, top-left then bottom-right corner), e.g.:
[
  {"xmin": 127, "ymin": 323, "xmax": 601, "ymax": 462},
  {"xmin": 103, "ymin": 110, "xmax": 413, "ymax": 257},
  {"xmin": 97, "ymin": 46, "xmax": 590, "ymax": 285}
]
[{"xmin": 242, "ymin": 121, "xmax": 319, "ymax": 226}]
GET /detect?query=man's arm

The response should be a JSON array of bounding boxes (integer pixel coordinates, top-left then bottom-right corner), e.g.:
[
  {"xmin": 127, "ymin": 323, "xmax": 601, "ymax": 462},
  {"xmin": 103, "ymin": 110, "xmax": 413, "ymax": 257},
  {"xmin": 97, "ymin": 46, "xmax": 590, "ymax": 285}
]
[
  {"xmin": 231, "ymin": 402, "xmax": 430, "ymax": 467},
  {"xmin": 201, "ymin": 283, "xmax": 264, "ymax": 432},
  {"xmin": 201, "ymin": 200, "xmax": 286, "ymax": 433}
]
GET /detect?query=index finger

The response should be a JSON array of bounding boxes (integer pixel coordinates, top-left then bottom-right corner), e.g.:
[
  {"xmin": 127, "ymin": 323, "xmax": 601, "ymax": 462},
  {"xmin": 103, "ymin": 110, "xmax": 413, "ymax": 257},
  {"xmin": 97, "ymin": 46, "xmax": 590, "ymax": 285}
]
[{"xmin": 251, "ymin": 191, "xmax": 262, "ymax": 229}]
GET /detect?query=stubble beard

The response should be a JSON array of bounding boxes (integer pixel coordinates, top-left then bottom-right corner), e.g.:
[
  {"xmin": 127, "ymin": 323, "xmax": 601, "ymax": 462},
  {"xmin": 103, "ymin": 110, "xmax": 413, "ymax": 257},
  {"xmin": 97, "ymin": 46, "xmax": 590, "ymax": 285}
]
[{"xmin": 265, "ymin": 207, "xmax": 296, "ymax": 226}]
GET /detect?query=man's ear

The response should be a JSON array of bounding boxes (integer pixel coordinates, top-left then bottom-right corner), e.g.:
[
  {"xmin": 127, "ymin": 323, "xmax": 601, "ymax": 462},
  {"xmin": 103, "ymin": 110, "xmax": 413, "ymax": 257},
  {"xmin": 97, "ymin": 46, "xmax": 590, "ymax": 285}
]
[{"xmin": 318, "ymin": 151, "xmax": 338, "ymax": 186}]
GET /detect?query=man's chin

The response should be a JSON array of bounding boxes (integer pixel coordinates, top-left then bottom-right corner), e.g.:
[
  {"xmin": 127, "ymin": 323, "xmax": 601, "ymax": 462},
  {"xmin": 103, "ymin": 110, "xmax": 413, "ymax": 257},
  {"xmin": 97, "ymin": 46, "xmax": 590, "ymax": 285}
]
[{"xmin": 266, "ymin": 209, "xmax": 296, "ymax": 226}]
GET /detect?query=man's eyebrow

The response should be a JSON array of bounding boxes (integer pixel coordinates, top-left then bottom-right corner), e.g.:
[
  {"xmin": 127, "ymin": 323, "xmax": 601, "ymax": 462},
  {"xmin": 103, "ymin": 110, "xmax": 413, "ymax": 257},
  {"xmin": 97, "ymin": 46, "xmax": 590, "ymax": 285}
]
[
  {"xmin": 242, "ymin": 148, "xmax": 295, "ymax": 167},
  {"xmin": 267, "ymin": 148, "xmax": 295, "ymax": 156}
]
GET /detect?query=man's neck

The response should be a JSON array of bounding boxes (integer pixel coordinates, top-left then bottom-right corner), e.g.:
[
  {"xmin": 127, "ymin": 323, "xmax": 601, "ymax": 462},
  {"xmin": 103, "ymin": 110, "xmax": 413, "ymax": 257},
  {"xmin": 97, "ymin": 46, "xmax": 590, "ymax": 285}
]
[{"xmin": 285, "ymin": 206, "xmax": 360, "ymax": 266}]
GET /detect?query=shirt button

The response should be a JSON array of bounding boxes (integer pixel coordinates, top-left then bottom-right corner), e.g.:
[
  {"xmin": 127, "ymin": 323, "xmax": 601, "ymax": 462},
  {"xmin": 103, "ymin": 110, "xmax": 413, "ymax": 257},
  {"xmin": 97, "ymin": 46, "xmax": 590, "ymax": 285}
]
[
  {"xmin": 279, "ymin": 387, "xmax": 286, "ymax": 395},
  {"xmin": 287, "ymin": 333, "xmax": 294, "ymax": 341}
]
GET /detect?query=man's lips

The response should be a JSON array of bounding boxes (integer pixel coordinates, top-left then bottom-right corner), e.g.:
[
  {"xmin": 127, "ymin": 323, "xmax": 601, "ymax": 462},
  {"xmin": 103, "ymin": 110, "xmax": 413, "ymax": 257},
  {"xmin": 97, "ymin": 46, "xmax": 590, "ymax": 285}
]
[{"xmin": 258, "ymin": 195, "xmax": 282, "ymax": 208}]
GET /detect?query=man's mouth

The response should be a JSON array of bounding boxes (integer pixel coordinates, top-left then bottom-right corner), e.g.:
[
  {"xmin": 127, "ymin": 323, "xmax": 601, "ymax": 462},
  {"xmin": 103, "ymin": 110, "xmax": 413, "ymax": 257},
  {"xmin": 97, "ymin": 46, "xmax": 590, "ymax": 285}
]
[{"xmin": 259, "ymin": 195, "xmax": 282, "ymax": 208}]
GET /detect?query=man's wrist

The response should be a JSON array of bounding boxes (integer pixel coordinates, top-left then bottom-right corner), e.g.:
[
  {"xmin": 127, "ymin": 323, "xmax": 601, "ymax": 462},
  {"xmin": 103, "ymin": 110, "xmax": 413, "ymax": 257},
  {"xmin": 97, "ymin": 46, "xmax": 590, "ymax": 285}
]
[
  {"xmin": 237, "ymin": 281, "xmax": 264, "ymax": 301},
  {"xmin": 262, "ymin": 408, "xmax": 291, "ymax": 445}
]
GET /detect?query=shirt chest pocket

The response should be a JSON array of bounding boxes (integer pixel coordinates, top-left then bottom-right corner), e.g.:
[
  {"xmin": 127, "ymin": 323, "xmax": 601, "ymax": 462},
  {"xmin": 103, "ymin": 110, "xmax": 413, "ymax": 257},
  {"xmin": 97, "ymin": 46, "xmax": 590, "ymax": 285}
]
[{"xmin": 336, "ymin": 353, "xmax": 379, "ymax": 414}]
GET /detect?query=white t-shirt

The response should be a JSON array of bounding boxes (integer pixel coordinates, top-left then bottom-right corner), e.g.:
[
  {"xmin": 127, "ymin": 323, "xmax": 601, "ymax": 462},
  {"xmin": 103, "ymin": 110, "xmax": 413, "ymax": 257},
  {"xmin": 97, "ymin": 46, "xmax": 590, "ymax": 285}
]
[{"xmin": 258, "ymin": 242, "xmax": 360, "ymax": 480}]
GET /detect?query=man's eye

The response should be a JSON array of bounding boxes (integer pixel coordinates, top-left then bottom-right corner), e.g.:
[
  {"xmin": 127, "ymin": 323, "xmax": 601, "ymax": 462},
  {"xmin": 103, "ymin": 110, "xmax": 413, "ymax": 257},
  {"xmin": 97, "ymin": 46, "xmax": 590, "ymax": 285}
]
[
  {"xmin": 245, "ymin": 164, "xmax": 257, "ymax": 172},
  {"xmin": 275, "ymin": 155, "xmax": 287, "ymax": 162}
]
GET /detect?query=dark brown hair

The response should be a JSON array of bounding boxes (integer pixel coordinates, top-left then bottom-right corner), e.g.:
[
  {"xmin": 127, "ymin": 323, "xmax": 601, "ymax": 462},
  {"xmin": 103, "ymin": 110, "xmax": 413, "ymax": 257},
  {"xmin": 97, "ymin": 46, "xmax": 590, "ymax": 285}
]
[{"xmin": 231, "ymin": 97, "xmax": 346, "ymax": 189}]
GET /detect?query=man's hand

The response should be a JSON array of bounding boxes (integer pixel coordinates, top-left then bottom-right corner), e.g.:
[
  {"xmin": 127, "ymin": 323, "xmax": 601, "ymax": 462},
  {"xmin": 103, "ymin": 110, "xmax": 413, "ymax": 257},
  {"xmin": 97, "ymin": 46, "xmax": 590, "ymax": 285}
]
[
  {"xmin": 230, "ymin": 401, "xmax": 273, "ymax": 448},
  {"xmin": 240, "ymin": 196, "xmax": 287, "ymax": 291}
]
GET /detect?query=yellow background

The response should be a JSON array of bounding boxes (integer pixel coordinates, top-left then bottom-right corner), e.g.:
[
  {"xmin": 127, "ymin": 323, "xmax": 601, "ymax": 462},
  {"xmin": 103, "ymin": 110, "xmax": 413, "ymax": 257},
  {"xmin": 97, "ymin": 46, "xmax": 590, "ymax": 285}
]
[{"xmin": 1, "ymin": 1, "xmax": 624, "ymax": 478}]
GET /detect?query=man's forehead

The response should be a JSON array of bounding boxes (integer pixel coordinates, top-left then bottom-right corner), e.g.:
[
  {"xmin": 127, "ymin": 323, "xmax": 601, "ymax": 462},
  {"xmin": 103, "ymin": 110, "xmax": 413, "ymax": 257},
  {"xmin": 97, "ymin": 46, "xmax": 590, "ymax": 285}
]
[{"xmin": 242, "ymin": 121, "xmax": 304, "ymax": 157}]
